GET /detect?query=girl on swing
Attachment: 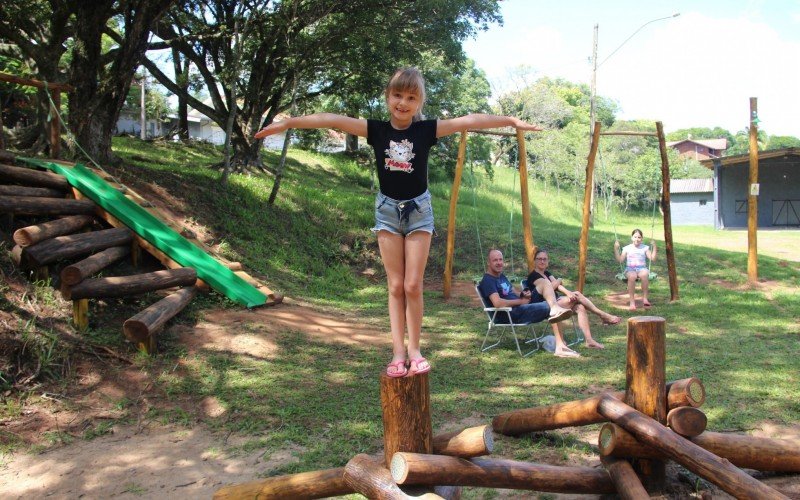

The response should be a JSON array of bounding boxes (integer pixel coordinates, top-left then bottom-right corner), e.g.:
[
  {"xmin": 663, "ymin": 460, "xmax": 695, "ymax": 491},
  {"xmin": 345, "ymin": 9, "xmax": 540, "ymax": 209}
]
[
  {"xmin": 614, "ymin": 229, "xmax": 657, "ymax": 310},
  {"xmin": 255, "ymin": 67, "xmax": 540, "ymax": 378}
]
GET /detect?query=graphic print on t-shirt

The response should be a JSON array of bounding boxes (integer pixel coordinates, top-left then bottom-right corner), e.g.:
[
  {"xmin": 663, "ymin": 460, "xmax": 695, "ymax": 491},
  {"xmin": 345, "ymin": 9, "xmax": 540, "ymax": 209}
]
[{"xmin": 384, "ymin": 139, "xmax": 415, "ymax": 173}]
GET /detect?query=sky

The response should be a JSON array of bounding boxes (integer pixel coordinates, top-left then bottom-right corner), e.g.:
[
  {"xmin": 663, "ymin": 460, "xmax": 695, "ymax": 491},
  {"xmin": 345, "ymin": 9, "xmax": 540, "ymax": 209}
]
[{"xmin": 462, "ymin": 0, "xmax": 800, "ymax": 138}]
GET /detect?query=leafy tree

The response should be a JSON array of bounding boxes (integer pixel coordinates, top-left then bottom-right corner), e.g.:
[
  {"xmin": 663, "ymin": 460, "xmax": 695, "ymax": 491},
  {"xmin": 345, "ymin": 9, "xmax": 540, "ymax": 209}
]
[
  {"xmin": 764, "ymin": 135, "xmax": 800, "ymax": 149},
  {"xmin": 143, "ymin": 0, "xmax": 501, "ymax": 173}
]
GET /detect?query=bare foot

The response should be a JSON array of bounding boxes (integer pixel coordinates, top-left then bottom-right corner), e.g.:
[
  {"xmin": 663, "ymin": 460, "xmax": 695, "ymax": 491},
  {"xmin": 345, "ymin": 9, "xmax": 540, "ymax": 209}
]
[
  {"xmin": 602, "ymin": 315, "xmax": 621, "ymax": 325},
  {"xmin": 554, "ymin": 347, "xmax": 581, "ymax": 358},
  {"xmin": 629, "ymin": 303, "xmax": 636, "ymax": 311},
  {"xmin": 586, "ymin": 340, "xmax": 605, "ymax": 349},
  {"xmin": 643, "ymin": 299, "xmax": 652, "ymax": 308}
]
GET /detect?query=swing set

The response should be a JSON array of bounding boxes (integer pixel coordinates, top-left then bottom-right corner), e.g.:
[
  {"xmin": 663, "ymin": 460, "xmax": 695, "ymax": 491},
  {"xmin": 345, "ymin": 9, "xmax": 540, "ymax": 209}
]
[
  {"xmin": 443, "ymin": 129, "xmax": 537, "ymax": 299},
  {"xmin": 577, "ymin": 121, "xmax": 678, "ymax": 301}
]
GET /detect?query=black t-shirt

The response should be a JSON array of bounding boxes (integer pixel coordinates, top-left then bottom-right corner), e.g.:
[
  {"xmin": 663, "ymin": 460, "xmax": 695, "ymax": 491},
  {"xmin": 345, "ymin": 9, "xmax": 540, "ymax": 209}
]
[
  {"xmin": 526, "ymin": 270, "xmax": 555, "ymax": 303},
  {"xmin": 367, "ymin": 119, "xmax": 438, "ymax": 200}
]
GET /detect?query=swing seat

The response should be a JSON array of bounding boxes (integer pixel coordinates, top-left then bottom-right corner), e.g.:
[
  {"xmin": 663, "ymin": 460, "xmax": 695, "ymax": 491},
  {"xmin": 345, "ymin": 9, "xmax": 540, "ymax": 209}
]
[{"xmin": 616, "ymin": 271, "xmax": 658, "ymax": 281}]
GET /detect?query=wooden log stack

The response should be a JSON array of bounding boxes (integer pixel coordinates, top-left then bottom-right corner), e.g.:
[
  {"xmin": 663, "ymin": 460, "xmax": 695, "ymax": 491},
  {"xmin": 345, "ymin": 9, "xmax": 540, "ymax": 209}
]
[{"xmin": 2, "ymin": 161, "xmax": 201, "ymax": 353}]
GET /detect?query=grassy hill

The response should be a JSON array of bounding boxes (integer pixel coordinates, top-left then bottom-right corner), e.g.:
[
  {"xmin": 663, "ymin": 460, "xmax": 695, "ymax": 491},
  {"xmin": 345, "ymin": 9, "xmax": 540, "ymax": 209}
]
[{"xmin": 3, "ymin": 137, "xmax": 798, "ymax": 495}]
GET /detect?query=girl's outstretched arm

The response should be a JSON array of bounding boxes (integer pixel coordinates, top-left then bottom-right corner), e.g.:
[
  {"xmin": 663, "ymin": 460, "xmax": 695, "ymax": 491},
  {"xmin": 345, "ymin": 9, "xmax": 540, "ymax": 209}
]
[
  {"xmin": 436, "ymin": 114, "xmax": 541, "ymax": 138},
  {"xmin": 254, "ymin": 113, "xmax": 367, "ymax": 139}
]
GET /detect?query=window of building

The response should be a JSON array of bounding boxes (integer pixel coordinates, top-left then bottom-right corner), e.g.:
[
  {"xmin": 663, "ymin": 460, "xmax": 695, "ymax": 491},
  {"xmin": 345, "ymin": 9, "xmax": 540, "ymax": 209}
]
[
  {"xmin": 699, "ymin": 199, "xmax": 707, "ymax": 206},
  {"xmin": 735, "ymin": 200, "xmax": 747, "ymax": 214}
]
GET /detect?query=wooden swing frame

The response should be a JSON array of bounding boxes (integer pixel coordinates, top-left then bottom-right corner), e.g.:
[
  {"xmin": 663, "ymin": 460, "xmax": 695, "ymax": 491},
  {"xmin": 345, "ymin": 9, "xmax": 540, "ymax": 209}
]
[
  {"xmin": 577, "ymin": 121, "xmax": 679, "ymax": 302},
  {"xmin": 442, "ymin": 129, "xmax": 537, "ymax": 299}
]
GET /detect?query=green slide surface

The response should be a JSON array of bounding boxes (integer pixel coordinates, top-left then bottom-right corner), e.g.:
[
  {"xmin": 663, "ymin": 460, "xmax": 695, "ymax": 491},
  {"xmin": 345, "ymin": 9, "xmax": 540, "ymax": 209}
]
[{"xmin": 20, "ymin": 158, "xmax": 266, "ymax": 308}]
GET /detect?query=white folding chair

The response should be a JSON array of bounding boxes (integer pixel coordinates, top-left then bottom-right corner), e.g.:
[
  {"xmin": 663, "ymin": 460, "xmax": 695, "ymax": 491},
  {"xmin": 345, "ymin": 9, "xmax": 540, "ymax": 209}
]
[
  {"xmin": 474, "ymin": 282, "xmax": 543, "ymax": 357},
  {"xmin": 521, "ymin": 279, "xmax": 583, "ymax": 348}
]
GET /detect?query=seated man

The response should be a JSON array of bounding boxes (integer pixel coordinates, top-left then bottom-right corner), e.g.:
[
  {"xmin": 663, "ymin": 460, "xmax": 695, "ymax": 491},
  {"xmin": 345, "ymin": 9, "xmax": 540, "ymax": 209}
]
[{"xmin": 478, "ymin": 249, "xmax": 574, "ymax": 335}]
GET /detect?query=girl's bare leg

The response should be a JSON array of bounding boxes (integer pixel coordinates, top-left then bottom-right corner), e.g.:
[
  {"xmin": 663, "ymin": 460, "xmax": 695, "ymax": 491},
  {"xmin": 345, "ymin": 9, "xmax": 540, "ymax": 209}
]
[
  {"xmin": 573, "ymin": 291, "xmax": 619, "ymax": 324},
  {"xmin": 377, "ymin": 230, "xmax": 407, "ymax": 365},
  {"xmin": 557, "ymin": 298, "xmax": 604, "ymax": 348},
  {"xmin": 626, "ymin": 272, "xmax": 637, "ymax": 310},
  {"xmin": 639, "ymin": 269, "xmax": 651, "ymax": 306},
  {"xmin": 402, "ymin": 231, "xmax": 432, "ymax": 369}
]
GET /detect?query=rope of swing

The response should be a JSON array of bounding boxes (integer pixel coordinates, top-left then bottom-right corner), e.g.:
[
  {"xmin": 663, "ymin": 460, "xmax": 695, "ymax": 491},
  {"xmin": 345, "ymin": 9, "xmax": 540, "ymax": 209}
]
[{"xmin": 468, "ymin": 145, "xmax": 485, "ymax": 273}]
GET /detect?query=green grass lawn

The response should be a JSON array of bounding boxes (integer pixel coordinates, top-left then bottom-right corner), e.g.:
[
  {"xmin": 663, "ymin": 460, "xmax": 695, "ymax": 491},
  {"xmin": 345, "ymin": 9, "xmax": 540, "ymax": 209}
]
[{"xmin": 83, "ymin": 138, "xmax": 800, "ymax": 491}]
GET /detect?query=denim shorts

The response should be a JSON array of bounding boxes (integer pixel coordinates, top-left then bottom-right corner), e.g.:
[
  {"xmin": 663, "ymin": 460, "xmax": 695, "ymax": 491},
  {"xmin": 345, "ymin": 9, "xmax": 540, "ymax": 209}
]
[{"xmin": 371, "ymin": 190, "xmax": 435, "ymax": 236}]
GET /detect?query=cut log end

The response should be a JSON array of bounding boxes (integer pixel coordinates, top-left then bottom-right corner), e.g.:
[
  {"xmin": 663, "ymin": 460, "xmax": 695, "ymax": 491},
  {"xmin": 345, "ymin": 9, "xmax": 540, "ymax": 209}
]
[
  {"xmin": 390, "ymin": 452, "xmax": 409, "ymax": 484},
  {"xmin": 122, "ymin": 320, "xmax": 149, "ymax": 343}
]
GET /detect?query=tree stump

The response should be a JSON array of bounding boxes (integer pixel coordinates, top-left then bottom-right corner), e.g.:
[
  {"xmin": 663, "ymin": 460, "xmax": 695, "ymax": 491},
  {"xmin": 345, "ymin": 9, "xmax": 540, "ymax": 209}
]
[
  {"xmin": 624, "ymin": 316, "xmax": 666, "ymax": 492},
  {"xmin": 380, "ymin": 372, "xmax": 433, "ymax": 467}
]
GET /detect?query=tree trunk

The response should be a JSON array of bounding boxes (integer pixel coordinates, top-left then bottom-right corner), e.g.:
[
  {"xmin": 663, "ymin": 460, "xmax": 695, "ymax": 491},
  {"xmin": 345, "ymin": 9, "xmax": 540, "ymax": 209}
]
[
  {"xmin": 432, "ymin": 425, "xmax": 493, "ymax": 459},
  {"xmin": 0, "ymin": 185, "xmax": 66, "ymax": 198},
  {"xmin": 13, "ymin": 215, "xmax": 95, "ymax": 247},
  {"xmin": 123, "ymin": 286, "xmax": 197, "ymax": 342},
  {"xmin": 597, "ymin": 396, "xmax": 789, "ymax": 500},
  {"xmin": 60, "ymin": 245, "xmax": 131, "ymax": 285},
  {"xmin": 214, "ymin": 467, "xmax": 352, "ymax": 500},
  {"xmin": 25, "ymin": 227, "xmax": 132, "ymax": 267},
  {"xmin": 390, "ymin": 453, "xmax": 616, "ymax": 494},
  {"xmin": 68, "ymin": 0, "xmax": 176, "ymax": 165},
  {"xmin": 600, "ymin": 455, "xmax": 649, "ymax": 500},
  {"xmin": 171, "ymin": 46, "xmax": 189, "ymax": 142},
  {"xmin": 380, "ymin": 372, "xmax": 433, "ymax": 467},
  {"xmin": 0, "ymin": 163, "xmax": 69, "ymax": 190},
  {"xmin": 0, "ymin": 196, "xmax": 96, "ymax": 217},
  {"xmin": 63, "ymin": 267, "xmax": 197, "ymax": 300}
]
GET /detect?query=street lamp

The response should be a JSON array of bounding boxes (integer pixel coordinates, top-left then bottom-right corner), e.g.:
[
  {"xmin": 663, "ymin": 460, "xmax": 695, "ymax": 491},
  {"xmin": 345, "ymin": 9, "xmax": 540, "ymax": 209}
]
[
  {"xmin": 590, "ymin": 13, "xmax": 680, "ymax": 133},
  {"xmin": 588, "ymin": 13, "xmax": 680, "ymax": 225}
]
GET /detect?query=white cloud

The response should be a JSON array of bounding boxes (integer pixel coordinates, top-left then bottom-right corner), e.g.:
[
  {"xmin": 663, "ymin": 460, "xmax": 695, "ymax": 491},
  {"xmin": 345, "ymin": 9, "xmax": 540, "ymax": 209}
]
[{"xmin": 600, "ymin": 12, "xmax": 800, "ymax": 136}]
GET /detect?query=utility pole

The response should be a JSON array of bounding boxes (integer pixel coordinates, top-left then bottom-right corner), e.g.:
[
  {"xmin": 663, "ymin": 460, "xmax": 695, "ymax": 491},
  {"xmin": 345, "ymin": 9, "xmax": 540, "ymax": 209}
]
[{"xmin": 588, "ymin": 23, "xmax": 599, "ymax": 226}]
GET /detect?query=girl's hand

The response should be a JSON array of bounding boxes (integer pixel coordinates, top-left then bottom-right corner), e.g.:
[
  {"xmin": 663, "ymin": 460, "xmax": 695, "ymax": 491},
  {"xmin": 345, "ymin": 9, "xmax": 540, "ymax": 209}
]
[
  {"xmin": 614, "ymin": 240, "xmax": 620, "ymax": 250},
  {"xmin": 254, "ymin": 121, "xmax": 288, "ymax": 139},
  {"xmin": 565, "ymin": 290, "xmax": 576, "ymax": 302},
  {"xmin": 511, "ymin": 117, "xmax": 542, "ymax": 131}
]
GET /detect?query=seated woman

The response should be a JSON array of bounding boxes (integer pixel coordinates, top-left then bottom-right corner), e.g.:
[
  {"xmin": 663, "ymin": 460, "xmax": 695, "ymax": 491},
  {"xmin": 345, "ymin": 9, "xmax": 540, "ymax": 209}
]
[{"xmin": 527, "ymin": 249, "xmax": 621, "ymax": 350}]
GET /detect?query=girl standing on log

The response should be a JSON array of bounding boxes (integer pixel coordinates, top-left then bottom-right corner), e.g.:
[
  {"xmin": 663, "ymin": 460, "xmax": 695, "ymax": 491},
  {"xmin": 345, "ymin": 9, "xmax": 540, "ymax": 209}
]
[
  {"xmin": 255, "ymin": 67, "xmax": 540, "ymax": 378},
  {"xmin": 614, "ymin": 229, "xmax": 657, "ymax": 310}
]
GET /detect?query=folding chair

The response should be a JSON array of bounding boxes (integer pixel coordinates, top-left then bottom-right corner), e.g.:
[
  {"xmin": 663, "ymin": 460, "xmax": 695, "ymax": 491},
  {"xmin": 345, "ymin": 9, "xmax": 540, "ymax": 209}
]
[
  {"xmin": 474, "ymin": 282, "xmax": 543, "ymax": 357},
  {"xmin": 521, "ymin": 279, "xmax": 584, "ymax": 348}
]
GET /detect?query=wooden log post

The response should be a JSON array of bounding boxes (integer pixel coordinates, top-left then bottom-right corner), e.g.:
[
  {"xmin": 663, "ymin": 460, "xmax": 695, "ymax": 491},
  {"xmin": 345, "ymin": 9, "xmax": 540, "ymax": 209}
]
[
  {"xmin": 123, "ymin": 286, "xmax": 198, "ymax": 352},
  {"xmin": 600, "ymin": 455, "xmax": 649, "ymax": 500},
  {"xmin": 432, "ymin": 424, "xmax": 493, "ymax": 458},
  {"xmin": 380, "ymin": 372, "xmax": 433, "ymax": 467},
  {"xmin": 25, "ymin": 227, "xmax": 133, "ymax": 267},
  {"xmin": 60, "ymin": 246, "xmax": 131, "ymax": 286},
  {"xmin": 0, "ymin": 185, "xmax": 66, "ymax": 197},
  {"xmin": 13, "ymin": 215, "xmax": 95, "ymax": 247},
  {"xmin": 0, "ymin": 195, "xmax": 96, "ymax": 216},
  {"xmin": 666, "ymin": 406, "xmax": 707, "ymax": 437},
  {"xmin": 63, "ymin": 267, "xmax": 197, "ymax": 301},
  {"xmin": 666, "ymin": 377, "xmax": 706, "ymax": 408},
  {"xmin": 656, "ymin": 121, "xmax": 679, "ymax": 301},
  {"xmin": 443, "ymin": 131, "xmax": 467, "ymax": 299},
  {"xmin": 600, "ymin": 424, "xmax": 800, "ymax": 473},
  {"xmin": 0, "ymin": 163, "xmax": 70, "ymax": 190},
  {"xmin": 747, "ymin": 97, "xmax": 759, "ymax": 284},
  {"xmin": 492, "ymin": 377, "xmax": 703, "ymax": 436},
  {"xmin": 390, "ymin": 453, "xmax": 616, "ymax": 494},
  {"xmin": 213, "ymin": 467, "xmax": 352, "ymax": 500},
  {"xmin": 578, "ymin": 121, "xmax": 601, "ymax": 292},
  {"xmin": 73, "ymin": 298, "xmax": 89, "ymax": 330},
  {"xmin": 624, "ymin": 316, "xmax": 666, "ymax": 492},
  {"xmin": 344, "ymin": 453, "xmax": 443, "ymax": 500},
  {"xmin": 691, "ymin": 432, "xmax": 800, "ymax": 473},
  {"xmin": 516, "ymin": 130, "xmax": 536, "ymax": 271},
  {"xmin": 597, "ymin": 396, "xmax": 789, "ymax": 500}
]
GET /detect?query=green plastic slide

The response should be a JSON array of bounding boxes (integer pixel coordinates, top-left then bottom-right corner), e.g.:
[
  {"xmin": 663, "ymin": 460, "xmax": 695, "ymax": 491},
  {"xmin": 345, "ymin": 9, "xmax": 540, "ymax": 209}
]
[{"xmin": 20, "ymin": 158, "xmax": 267, "ymax": 308}]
